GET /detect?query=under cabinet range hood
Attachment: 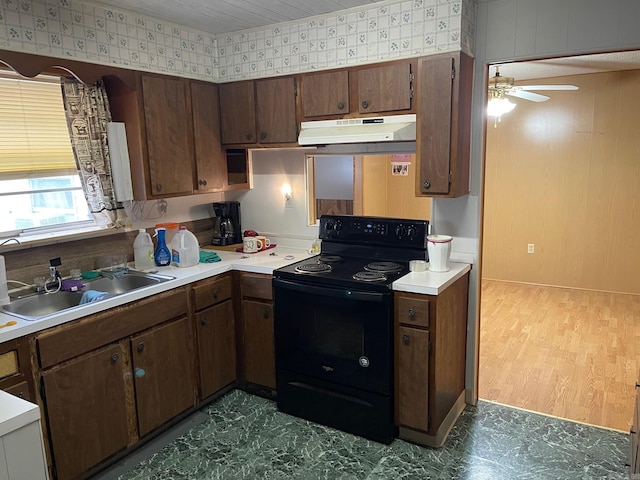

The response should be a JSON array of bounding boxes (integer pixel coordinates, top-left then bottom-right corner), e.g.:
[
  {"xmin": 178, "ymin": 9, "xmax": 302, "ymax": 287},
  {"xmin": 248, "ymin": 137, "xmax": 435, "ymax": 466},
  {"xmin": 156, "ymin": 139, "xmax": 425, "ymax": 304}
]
[{"xmin": 298, "ymin": 114, "xmax": 416, "ymax": 145}]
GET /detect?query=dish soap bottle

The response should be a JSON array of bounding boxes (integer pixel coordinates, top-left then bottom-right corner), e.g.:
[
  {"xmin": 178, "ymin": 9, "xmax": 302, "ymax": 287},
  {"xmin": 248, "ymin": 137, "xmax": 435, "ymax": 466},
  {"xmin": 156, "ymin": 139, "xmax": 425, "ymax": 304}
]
[
  {"xmin": 133, "ymin": 229, "xmax": 155, "ymax": 270},
  {"xmin": 153, "ymin": 227, "xmax": 171, "ymax": 267}
]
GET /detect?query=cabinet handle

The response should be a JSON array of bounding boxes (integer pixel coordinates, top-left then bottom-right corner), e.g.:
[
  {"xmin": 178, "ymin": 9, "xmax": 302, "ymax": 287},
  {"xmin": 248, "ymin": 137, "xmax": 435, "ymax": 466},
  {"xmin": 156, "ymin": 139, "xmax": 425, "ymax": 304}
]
[
  {"xmin": 111, "ymin": 352, "xmax": 119, "ymax": 362},
  {"xmin": 137, "ymin": 342, "xmax": 145, "ymax": 352},
  {"xmin": 337, "ymin": 101, "xmax": 345, "ymax": 110},
  {"xmin": 260, "ymin": 132, "xmax": 267, "ymax": 141},
  {"xmin": 402, "ymin": 334, "xmax": 410, "ymax": 345},
  {"xmin": 423, "ymin": 180, "xmax": 431, "ymax": 190},
  {"xmin": 246, "ymin": 132, "xmax": 253, "ymax": 141},
  {"xmin": 212, "ymin": 289, "xmax": 219, "ymax": 299},
  {"xmin": 361, "ymin": 101, "xmax": 369, "ymax": 109},
  {"xmin": 263, "ymin": 308, "xmax": 270, "ymax": 319},
  {"xmin": 155, "ymin": 183, "xmax": 163, "ymax": 192},
  {"xmin": 201, "ymin": 316, "xmax": 209, "ymax": 325},
  {"xmin": 408, "ymin": 308, "xmax": 415, "ymax": 319},
  {"xmin": 199, "ymin": 179, "xmax": 208, "ymax": 186}
]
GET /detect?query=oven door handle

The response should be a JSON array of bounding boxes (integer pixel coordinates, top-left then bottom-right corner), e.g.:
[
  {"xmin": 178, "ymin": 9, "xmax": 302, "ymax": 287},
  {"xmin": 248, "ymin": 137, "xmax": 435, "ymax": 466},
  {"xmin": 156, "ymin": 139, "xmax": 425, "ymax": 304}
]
[{"xmin": 273, "ymin": 278, "xmax": 389, "ymax": 303}]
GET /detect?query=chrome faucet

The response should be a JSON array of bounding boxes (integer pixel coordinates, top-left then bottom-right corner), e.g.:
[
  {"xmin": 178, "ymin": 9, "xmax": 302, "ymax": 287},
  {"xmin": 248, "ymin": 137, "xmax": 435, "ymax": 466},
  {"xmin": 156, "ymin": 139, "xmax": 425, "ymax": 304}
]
[{"xmin": 44, "ymin": 257, "xmax": 62, "ymax": 293}]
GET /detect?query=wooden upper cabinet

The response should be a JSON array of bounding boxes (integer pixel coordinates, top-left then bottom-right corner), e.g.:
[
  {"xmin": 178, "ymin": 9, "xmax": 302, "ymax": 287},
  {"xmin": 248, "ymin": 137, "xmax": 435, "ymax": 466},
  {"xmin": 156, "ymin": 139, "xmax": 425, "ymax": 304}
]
[
  {"xmin": 416, "ymin": 52, "xmax": 472, "ymax": 197},
  {"xmin": 300, "ymin": 70, "xmax": 350, "ymax": 118},
  {"xmin": 219, "ymin": 77, "xmax": 297, "ymax": 145},
  {"xmin": 219, "ymin": 80, "xmax": 256, "ymax": 144},
  {"xmin": 190, "ymin": 81, "xmax": 226, "ymax": 192},
  {"xmin": 256, "ymin": 77, "xmax": 298, "ymax": 143},
  {"xmin": 141, "ymin": 74, "xmax": 195, "ymax": 197},
  {"xmin": 356, "ymin": 62, "xmax": 413, "ymax": 114}
]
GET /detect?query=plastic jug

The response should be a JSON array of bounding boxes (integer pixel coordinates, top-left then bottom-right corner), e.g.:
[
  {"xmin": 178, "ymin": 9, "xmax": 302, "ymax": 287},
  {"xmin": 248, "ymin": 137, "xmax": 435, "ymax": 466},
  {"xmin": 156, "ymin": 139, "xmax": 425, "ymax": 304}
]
[
  {"xmin": 172, "ymin": 226, "xmax": 200, "ymax": 267},
  {"xmin": 133, "ymin": 229, "xmax": 155, "ymax": 270},
  {"xmin": 153, "ymin": 227, "xmax": 172, "ymax": 267}
]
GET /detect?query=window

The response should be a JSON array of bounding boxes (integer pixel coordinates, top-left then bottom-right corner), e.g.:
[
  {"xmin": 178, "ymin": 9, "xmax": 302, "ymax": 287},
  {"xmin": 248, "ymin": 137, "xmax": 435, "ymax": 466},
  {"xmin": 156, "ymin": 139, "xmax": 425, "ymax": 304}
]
[{"xmin": 0, "ymin": 70, "xmax": 94, "ymax": 237}]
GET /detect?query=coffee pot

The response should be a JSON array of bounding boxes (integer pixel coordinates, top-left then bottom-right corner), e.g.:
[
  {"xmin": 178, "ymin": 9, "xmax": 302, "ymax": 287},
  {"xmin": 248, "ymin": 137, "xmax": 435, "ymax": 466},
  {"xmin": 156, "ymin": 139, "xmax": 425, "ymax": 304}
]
[{"xmin": 211, "ymin": 201, "xmax": 242, "ymax": 246}]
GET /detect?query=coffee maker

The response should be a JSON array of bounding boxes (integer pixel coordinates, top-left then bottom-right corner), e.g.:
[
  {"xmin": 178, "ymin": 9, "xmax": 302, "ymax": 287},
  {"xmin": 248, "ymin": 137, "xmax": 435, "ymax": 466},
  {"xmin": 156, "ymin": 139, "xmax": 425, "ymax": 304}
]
[{"xmin": 212, "ymin": 201, "xmax": 242, "ymax": 246}]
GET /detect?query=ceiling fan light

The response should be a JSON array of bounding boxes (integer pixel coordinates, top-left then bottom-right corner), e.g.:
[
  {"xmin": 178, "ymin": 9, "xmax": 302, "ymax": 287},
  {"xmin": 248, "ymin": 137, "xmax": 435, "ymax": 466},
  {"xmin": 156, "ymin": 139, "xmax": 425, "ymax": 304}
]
[{"xmin": 487, "ymin": 97, "xmax": 516, "ymax": 118}]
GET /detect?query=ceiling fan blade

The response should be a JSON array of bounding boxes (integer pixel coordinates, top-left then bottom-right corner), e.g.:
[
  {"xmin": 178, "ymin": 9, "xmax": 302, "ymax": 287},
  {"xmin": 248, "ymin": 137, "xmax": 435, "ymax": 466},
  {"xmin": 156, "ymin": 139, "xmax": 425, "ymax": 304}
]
[
  {"xmin": 518, "ymin": 85, "xmax": 579, "ymax": 91},
  {"xmin": 506, "ymin": 90, "xmax": 550, "ymax": 102}
]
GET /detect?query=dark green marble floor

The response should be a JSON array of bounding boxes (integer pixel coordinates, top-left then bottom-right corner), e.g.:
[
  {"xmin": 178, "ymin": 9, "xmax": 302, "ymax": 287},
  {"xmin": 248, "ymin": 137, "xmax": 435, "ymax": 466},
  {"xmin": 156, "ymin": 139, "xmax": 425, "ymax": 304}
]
[{"xmin": 108, "ymin": 390, "xmax": 628, "ymax": 480}]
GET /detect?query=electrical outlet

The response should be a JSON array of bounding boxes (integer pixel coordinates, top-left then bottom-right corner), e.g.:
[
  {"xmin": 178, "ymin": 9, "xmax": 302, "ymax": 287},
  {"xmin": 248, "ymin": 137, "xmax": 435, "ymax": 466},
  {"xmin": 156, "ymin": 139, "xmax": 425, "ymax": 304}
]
[
  {"xmin": 285, "ymin": 195, "xmax": 293, "ymax": 209},
  {"xmin": 527, "ymin": 244, "xmax": 535, "ymax": 254},
  {"xmin": 157, "ymin": 199, "xmax": 167, "ymax": 216}
]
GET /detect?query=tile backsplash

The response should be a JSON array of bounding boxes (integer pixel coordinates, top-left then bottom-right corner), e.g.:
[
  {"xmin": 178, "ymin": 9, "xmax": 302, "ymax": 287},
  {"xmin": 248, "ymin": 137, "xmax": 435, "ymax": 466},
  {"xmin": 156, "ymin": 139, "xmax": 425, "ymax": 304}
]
[{"xmin": 0, "ymin": 0, "xmax": 475, "ymax": 82}]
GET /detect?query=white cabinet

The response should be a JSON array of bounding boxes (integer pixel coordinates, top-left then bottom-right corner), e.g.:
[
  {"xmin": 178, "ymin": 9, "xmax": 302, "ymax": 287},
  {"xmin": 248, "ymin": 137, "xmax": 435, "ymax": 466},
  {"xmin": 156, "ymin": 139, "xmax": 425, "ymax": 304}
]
[{"xmin": 0, "ymin": 391, "xmax": 49, "ymax": 480}]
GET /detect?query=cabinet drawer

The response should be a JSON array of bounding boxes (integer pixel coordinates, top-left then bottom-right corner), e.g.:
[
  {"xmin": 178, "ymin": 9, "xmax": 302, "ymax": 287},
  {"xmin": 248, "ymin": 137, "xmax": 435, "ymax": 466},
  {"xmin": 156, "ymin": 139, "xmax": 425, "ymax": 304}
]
[
  {"xmin": 397, "ymin": 295, "xmax": 430, "ymax": 328},
  {"xmin": 4, "ymin": 380, "xmax": 31, "ymax": 402},
  {"xmin": 37, "ymin": 288, "xmax": 188, "ymax": 369},
  {"xmin": 241, "ymin": 273, "xmax": 273, "ymax": 300},
  {"xmin": 193, "ymin": 274, "xmax": 232, "ymax": 311}
]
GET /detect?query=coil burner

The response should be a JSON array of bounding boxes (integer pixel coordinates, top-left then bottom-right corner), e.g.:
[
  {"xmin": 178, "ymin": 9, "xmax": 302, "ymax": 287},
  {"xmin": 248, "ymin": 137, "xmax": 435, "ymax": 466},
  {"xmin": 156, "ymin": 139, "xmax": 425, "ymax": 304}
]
[
  {"xmin": 318, "ymin": 255, "xmax": 343, "ymax": 264},
  {"xmin": 295, "ymin": 262, "xmax": 332, "ymax": 274},
  {"xmin": 364, "ymin": 262, "xmax": 403, "ymax": 274},
  {"xmin": 352, "ymin": 271, "xmax": 387, "ymax": 282}
]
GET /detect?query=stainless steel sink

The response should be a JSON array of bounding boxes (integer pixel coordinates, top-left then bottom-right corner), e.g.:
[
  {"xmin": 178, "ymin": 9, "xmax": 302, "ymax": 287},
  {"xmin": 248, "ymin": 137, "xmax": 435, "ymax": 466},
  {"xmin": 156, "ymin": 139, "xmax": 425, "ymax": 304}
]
[{"xmin": 1, "ymin": 270, "xmax": 175, "ymax": 322}]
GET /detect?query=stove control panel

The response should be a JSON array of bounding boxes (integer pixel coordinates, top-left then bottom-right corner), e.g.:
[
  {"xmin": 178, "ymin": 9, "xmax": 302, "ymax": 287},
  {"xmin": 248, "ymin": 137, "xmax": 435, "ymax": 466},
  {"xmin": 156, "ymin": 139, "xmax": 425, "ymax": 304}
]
[{"xmin": 319, "ymin": 215, "xmax": 429, "ymax": 248}]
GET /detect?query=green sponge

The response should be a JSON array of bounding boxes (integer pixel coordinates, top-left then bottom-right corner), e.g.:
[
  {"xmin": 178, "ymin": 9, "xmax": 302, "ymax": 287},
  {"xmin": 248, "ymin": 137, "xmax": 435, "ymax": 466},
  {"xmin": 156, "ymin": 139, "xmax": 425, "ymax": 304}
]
[
  {"xmin": 199, "ymin": 251, "xmax": 221, "ymax": 263},
  {"xmin": 81, "ymin": 271, "xmax": 100, "ymax": 279}
]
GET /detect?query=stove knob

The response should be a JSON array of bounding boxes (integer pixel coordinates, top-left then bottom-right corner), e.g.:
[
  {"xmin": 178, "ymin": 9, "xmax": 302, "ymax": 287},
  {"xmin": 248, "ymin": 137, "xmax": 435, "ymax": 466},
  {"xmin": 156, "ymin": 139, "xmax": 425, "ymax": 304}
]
[
  {"xmin": 406, "ymin": 226, "xmax": 417, "ymax": 239},
  {"xmin": 325, "ymin": 222, "xmax": 334, "ymax": 231},
  {"xmin": 334, "ymin": 221, "xmax": 343, "ymax": 231},
  {"xmin": 395, "ymin": 225, "xmax": 406, "ymax": 238}
]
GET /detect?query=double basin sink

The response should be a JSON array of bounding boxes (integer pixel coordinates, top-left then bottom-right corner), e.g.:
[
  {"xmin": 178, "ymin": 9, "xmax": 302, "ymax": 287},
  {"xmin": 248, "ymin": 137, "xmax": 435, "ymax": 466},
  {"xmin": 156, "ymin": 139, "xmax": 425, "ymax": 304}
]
[{"xmin": 1, "ymin": 270, "xmax": 175, "ymax": 322}]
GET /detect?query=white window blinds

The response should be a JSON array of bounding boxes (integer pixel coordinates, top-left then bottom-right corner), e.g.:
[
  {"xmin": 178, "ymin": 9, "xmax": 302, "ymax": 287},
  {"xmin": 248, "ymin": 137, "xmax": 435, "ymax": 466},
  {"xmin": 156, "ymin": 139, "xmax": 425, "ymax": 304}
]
[{"xmin": 0, "ymin": 71, "xmax": 76, "ymax": 177}]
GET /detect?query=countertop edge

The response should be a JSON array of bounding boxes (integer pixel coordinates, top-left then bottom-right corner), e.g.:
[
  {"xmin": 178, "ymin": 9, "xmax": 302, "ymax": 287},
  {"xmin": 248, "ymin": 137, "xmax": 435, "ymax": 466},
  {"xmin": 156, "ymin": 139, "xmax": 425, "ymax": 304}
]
[
  {"xmin": 0, "ymin": 390, "xmax": 41, "ymax": 437},
  {"xmin": 392, "ymin": 263, "xmax": 472, "ymax": 295}
]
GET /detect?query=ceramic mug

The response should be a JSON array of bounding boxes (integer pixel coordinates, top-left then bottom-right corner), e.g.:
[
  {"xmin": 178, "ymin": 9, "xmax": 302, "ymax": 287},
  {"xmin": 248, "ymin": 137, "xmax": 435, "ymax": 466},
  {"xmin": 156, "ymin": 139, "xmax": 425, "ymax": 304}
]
[
  {"xmin": 243, "ymin": 236, "xmax": 262, "ymax": 253},
  {"xmin": 255, "ymin": 235, "xmax": 271, "ymax": 251}
]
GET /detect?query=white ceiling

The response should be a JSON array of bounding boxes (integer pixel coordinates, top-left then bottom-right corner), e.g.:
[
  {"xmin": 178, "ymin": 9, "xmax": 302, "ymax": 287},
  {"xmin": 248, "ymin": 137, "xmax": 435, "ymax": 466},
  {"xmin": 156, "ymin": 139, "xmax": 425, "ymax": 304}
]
[{"xmin": 86, "ymin": 0, "xmax": 387, "ymax": 36}]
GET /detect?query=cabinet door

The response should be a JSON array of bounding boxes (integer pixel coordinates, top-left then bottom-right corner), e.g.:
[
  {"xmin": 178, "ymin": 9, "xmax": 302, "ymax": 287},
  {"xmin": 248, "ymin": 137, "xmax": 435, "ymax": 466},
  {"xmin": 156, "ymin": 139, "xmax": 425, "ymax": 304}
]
[
  {"xmin": 301, "ymin": 70, "xmax": 350, "ymax": 118},
  {"xmin": 357, "ymin": 62, "xmax": 412, "ymax": 114},
  {"xmin": 397, "ymin": 326, "xmax": 429, "ymax": 431},
  {"xmin": 219, "ymin": 81, "xmax": 256, "ymax": 144},
  {"xmin": 242, "ymin": 300, "xmax": 276, "ymax": 389},
  {"xmin": 42, "ymin": 343, "xmax": 131, "ymax": 480},
  {"xmin": 132, "ymin": 316, "xmax": 196, "ymax": 437},
  {"xmin": 141, "ymin": 74, "xmax": 195, "ymax": 197},
  {"xmin": 191, "ymin": 81, "xmax": 226, "ymax": 192},
  {"xmin": 196, "ymin": 300, "xmax": 236, "ymax": 398},
  {"xmin": 255, "ymin": 77, "xmax": 297, "ymax": 144}
]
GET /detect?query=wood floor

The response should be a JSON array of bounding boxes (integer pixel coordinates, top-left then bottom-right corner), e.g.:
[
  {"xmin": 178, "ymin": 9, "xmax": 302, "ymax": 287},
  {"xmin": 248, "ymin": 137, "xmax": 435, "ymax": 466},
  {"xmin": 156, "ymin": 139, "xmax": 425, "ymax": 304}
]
[{"xmin": 479, "ymin": 279, "xmax": 640, "ymax": 432}]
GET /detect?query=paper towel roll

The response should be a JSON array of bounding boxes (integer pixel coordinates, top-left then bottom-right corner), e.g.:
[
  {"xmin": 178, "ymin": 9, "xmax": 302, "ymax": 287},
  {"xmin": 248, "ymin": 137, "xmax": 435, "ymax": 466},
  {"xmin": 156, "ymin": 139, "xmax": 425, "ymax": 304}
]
[{"xmin": 0, "ymin": 255, "xmax": 9, "ymax": 306}]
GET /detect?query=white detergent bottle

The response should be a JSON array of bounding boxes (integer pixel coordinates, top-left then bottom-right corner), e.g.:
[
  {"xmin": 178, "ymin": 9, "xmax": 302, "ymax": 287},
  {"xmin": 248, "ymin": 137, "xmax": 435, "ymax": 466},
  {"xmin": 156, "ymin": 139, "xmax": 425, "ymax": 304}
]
[
  {"xmin": 172, "ymin": 226, "xmax": 200, "ymax": 267},
  {"xmin": 133, "ymin": 229, "xmax": 155, "ymax": 270}
]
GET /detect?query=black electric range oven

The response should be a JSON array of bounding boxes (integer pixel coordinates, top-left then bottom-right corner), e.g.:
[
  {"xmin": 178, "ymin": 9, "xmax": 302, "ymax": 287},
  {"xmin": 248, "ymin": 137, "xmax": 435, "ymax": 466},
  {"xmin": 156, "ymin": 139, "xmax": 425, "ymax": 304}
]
[{"xmin": 273, "ymin": 214, "xmax": 429, "ymax": 444}]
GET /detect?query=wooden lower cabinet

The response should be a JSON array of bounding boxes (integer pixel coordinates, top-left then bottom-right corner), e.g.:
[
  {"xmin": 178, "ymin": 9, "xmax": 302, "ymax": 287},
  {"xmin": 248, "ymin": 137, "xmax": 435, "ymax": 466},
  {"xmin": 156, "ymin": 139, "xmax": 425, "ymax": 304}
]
[
  {"xmin": 242, "ymin": 300, "xmax": 275, "ymax": 389},
  {"xmin": 42, "ymin": 342, "xmax": 132, "ymax": 480},
  {"xmin": 132, "ymin": 317, "xmax": 196, "ymax": 437},
  {"xmin": 196, "ymin": 300, "xmax": 236, "ymax": 398},
  {"xmin": 0, "ymin": 337, "xmax": 34, "ymax": 402},
  {"xmin": 239, "ymin": 272, "xmax": 276, "ymax": 390},
  {"xmin": 395, "ymin": 272, "xmax": 469, "ymax": 447}
]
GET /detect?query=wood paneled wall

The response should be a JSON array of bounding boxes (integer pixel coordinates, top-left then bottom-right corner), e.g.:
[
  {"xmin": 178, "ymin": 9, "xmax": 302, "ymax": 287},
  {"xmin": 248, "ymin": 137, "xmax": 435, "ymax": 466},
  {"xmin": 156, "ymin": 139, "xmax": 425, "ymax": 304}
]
[
  {"xmin": 359, "ymin": 154, "xmax": 431, "ymax": 220},
  {"xmin": 1, "ymin": 219, "xmax": 216, "ymax": 284},
  {"xmin": 483, "ymin": 70, "xmax": 640, "ymax": 295}
]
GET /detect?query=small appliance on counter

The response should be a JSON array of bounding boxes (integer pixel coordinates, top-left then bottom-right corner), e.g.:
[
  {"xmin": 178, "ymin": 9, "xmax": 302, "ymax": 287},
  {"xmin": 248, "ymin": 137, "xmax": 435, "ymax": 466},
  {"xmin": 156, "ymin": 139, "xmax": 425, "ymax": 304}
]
[{"xmin": 211, "ymin": 201, "xmax": 242, "ymax": 246}]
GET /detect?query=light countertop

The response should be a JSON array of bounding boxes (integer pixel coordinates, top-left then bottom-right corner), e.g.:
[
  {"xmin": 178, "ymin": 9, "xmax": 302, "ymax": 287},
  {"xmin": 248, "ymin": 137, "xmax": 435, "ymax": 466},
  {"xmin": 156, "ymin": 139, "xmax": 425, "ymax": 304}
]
[
  {"xmin": 0, "ymin": 389, "xmax": 41, "ymax": 437},
  {"xmin": 0, "ymin": 245, "xmax": 470, "ymax": 344}
]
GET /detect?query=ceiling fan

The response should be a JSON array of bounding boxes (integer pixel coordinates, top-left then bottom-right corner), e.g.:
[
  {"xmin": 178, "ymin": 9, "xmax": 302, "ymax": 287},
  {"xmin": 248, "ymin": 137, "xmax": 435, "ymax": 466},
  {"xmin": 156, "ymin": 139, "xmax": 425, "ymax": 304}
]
[
  {"xmin": 487, "ymin": 66, "xmax": 578, "ymax": 125},
  {"xmin": 488, "ymin": 66, "xmax": 579, "ymax": 103}
]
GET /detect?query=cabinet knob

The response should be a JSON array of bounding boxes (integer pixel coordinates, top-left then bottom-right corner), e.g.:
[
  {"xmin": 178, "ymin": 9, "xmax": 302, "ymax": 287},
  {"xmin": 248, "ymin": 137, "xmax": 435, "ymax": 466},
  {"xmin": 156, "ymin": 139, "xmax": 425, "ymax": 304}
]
[
  {"xmin": 201, "ymin": 316, "xmax": 209, "ymax": 325},
  {"xmin": 337, "ymin": 101, "xmax": 345, "ymax": 110},
  {"xmin": 402, "ymin": 334, "xmax": 410, "ymax": 345},
  {"xmin": 263, "ymin": 308, "xmax": 270, "ymax": 319},
  {"xmin": 361, "ymin": 101, "xmax": 369, "ymax": 109},
  {"xmin": 260, "ymin": 132, "xmax": 267, "ymax": 141},
  {"xmin": 423, "ymin": 180, "xmax": 431, "ymax": 190},
  {"xmin": 212, "ymin": 289, "xmax": 219, "ymax": 299},
  {"xmin": 137, "ymin": 342, "xmax": 145, "ymax": 352},
  {"xmin": 246, "ymin": 132, "xmax": 253, "ymax": 141},
  {"xmin": 111, "ymin": 352, "xmax": 119, "ymax": 362},
  {"xmin": 199, "ymin": 179, "xmax": 208, "ymax": 186},
  {"xmin": 155, "ymin": 183, "xmax": 163, "ymax": 192},
  {"xmin": 408, "ymin": 308, "xmax": 415, "ymax": 318}
]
